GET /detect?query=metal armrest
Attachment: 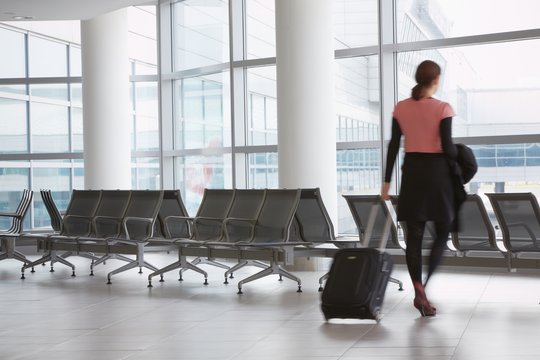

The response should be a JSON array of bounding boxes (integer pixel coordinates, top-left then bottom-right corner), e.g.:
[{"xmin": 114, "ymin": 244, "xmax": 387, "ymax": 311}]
[
  {"xmin": 0, "ymin": 212, "xmax": 21, "ymax": 218},
  {"xmin": 123, "ymin": 216, "xmax": 155, "ymax": 240},
  {"xmin": 235, "ymin": 241, "xmax": 312, "ymax": 249},
  {"xmin": 163, "ymin": 215, "xmax": 193, "ymax": 238}
]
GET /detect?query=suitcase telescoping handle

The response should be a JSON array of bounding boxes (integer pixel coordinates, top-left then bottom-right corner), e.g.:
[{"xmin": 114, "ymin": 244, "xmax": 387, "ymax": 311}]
[{"xmin": 362, "ymin": 201, "xmax": 392, "ymax": 251}]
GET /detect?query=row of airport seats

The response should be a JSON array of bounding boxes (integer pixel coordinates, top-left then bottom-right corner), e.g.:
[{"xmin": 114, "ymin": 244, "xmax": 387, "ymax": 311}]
[
  {"xmin": 344, "ymin": 192, "xmax": 540, "ymax": 271},
  {"xmin": 1, "ymin": 189, "xmax": 539, "ymax": 293},
  {"xmin": 3, "ymin": 188, "xmax": 370, "ymax": 293}
]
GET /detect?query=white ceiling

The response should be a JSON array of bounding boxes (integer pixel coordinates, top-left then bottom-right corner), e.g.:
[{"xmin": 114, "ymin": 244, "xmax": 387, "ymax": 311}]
[{"xmin": 0, "ymin": 0, "xmax": 157, "ymax": 21}]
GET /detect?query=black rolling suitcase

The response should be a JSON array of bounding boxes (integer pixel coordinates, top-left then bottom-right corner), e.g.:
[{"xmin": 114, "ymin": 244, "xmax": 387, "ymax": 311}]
[{"xmin": 321, "ymin": 248, "xmax": 393, "ymax": 322}]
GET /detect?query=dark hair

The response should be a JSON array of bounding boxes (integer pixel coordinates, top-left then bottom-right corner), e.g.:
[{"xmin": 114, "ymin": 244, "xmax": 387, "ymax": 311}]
[{"xmin": 411, "ymin": 60, "xmax": 441, "ymax": 100}]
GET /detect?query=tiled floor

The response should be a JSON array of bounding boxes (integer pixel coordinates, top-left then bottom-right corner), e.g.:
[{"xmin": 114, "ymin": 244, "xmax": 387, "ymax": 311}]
[{"xmin": 0, "ymin": 252, "xmax": 539, "ymax": 360}]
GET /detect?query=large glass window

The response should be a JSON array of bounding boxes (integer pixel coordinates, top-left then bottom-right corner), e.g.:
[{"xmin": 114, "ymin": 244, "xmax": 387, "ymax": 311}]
[
  {"xmin": 128, "ymin": 7, "xmax": 158, "ymax": 70},
  {"xmin": 132, "ymin": 157, "xmax": 160, "ymax": 190},
  {"xmin": 30, "ymin": 102, "xmax": 69, "ymax": 153},
  {"xmin": 334, "ymin": 0, "xmax": 378, "ymax": 49},
  {"xmin": 248, "ymin": 152, "xmax": 278, "ymax": 188},
  {"xmin": 247, "ymin": 66, "xmax": 277, "ymax": 145},
  {"xmin": 0, "ymin": 9, "xmax": 160, "ymax": 229},
  {"xmin": 28, "ymin": 36, "xmax": 67, "ymax": 77},
  {"xmin": 133, "ymin": 81, "xmax": 159, "ymax": 151},
  {"xmin": 30, "ymin": 84, "xmax": 69, "ymax": 101},
  {"xmin": 397, "ymin": 0, "xmax": 540, "ymax": 41},
  {"xmin": 175, "ymin": 72, "xmax": 231, "ymax": 150},
  {"xmin": 246, "ymin": 0, "xmax": 276, "ymax": 59},
  {"xmin": 173, "ymin": 0, "xmax": 230, "ymax": 71},
  {"xmin": 0, "ymin": 98, "xmax": 28, "ymax": 153},
  {"xmin": 0, "ymin": 27, "xmax": 26, "ymax": 78},
  {"xmin": 336, "ymin": 56, "xmax": 380, "ymax": 142},
  {"xmin": 0, "ymin": 164, "xmax": 30, "ymax": 230},
  {"xmin": 397, "ymin": 40, "xmax": 540, "ymax": 137}
]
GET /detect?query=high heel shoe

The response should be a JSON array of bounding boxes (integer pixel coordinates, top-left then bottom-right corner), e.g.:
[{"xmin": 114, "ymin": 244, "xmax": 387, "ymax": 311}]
[
  {"xmin": 413, "ymin": 297, "xmax": 436, "ymax": 317},
  {"xmin": 412, "ymin": 281, "xmax": 436, "ymax": 317}
]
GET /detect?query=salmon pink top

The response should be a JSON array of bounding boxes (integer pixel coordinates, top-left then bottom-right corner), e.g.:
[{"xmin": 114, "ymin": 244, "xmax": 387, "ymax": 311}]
[{"xmin": 392, "ymin": 97, "xmax": 455, "ymax": 153}]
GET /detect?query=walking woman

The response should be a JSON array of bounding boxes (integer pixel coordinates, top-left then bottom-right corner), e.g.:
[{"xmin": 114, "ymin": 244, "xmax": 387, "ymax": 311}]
[{"xmin": 381, "ymin": 60, "xmax": 457, "ymax": 317}]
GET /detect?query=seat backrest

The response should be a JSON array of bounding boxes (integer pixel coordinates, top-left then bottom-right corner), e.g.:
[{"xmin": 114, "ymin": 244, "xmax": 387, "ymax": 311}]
[
  {"xmin": 344, "ymin": 194, "xmax": 400, "ymax": 249},
  {"xmin": 195, "ymin": 189, "xmax": 235, "ymax": 218},
  {"xmin": 217, "ymin": 189, "xmax": 266, "ymax": 243},
  {"xmin": 61, "ymin": 190, "xmax": 102, "ymax": 236},
  {"xmin": 293, "ymin": 188, "xmax": 336, "ymax": 244},
  {"xmin": 92, "ymin": 190, "xmax": 132, "ymax": 238},
  {"xmin": 5, "ymin": 189, "xmax": 33, "ymax": 234},
  {"xmin": 40, "ymin": 189, "xmax": 63, "ymax": 232},
  {"xmin": 122, "ymin": 190, "xmax": 164, "ymax": 240},
  {"xmin": 451, "ymin": 194, "xmax": 497, "ymax": 251},
  {"xmin": 157, "ymin": 190, "xmax": 190, "ymax": 239},
  {"xmin": 250, "ymin": 189, "xmax": 301, "ymax": 244},
  {"xmin": 486, "ymin": 192, "xmax": 540, "ymax": 252}
]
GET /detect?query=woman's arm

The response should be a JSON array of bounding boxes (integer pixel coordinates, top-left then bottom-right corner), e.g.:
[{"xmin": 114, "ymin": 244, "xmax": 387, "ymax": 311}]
[
  {"xmin": 382, "ymin": 118, "xmax": 402, "ymax": 200},
  {"xmin": 384, "ymin": 117, "xmax": 402, "ymax": 183},
  {"xmin": 440, "ymin": 117, "xmax": 457, "ymax": 160}
]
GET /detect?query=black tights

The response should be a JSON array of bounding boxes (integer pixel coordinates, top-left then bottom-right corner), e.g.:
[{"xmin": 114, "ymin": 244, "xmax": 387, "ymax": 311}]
[{"xmin": 404, "ymin": 221, "xmax": 450, "ymax": 286}]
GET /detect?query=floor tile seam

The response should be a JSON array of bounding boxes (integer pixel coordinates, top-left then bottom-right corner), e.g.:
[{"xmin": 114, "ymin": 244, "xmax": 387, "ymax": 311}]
[
  {"xmin": 449, "ymin": 273, "xmax": 492, "ymax": 360},
  {"xmin": 229, "ymin": 316, "xmax": 347, "ymax": 360}
]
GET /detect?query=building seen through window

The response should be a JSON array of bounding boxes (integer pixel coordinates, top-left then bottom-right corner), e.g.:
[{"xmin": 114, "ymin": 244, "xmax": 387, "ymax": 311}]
[{"xmin": 0, "ymin": 0, "xmax": 539, "ymax": 231}]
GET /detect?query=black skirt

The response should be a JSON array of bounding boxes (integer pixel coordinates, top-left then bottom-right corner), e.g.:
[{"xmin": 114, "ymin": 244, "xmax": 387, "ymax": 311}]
[{"xmin": 397, "ymin": 152, "xmax": 455, "ymax": 224}]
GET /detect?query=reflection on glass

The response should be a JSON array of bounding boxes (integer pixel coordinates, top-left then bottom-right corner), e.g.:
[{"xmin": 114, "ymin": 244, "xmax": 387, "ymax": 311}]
[
  {"xmin": 396, "ymin": 0, "xmax": 540, "ymax": 41},
  {"xmin": 135, "ymin": 116, "xmax": 159, "ymax": 151},
  {"xmin": 175, "ymin": 154, "xmax": 232, "ymax": 214},
  {"xmin": 132, "ymin": 158, "xmax": 160, "ymax": 189},
  {"xmin": 70, "ymin": 83, "xmax": 82, "ymax": 104},
  {"xmin": 134, "ymin": 62, "xmax": 158, "ymax": 75},
  {"xmin": 0, "ymin": 166, "xmax": 29, "ymax": 229},
  {"xmin": 334, "ymin": 0, "xmax": 378, "ymax": 49},
  {"xmin": 73, "ymin": 166, "xmax": 84, "ymax": 189},
  {"xmin": 247, "ymin": 152, "xmax": 278, "ymax": 189},
  {"xmin": 173, "ymin": 0, "xmax": 229, "ymax": 71},
  {"xmin": 397, "ymin": 40, "xmax": 540, "ymax": 137},
  {"xmin": 336, "ymin": 148, "xmax": 381, "ymax": 233},
  {"xmin": 465, "ymin": 143, "xmax": 540, "ymax": 200},
  {"xmin": 70, "ymin": 46, "xmax": 82, "ymax": 77},
  {"xmin": 246, "ymin": 0, "xmax": 276, "ymax": 59},
  {"xmin": 30, "ymin": 84, "xmax": 69, "ymax": 101},
  {"xmin": 337, "ymin": 148, "xmax": 380, "ymax": 194},
  {"xmin": 29, "ymin": 36, "xmax": 67, "ymax": 77},
  {"xmin": 128, "ymin": 6, "xmax": 158, "ymax": 67},
  {"xmin": 31, "ymin": 103, "xmax": 69, "ymax": 153},
  {"xmin": 175, "ymin": 72, "xmax": 230, "ymax": 149},
  {"xmin": 129, "ymin": 34, "xmax": 157, "ymax": 68},
  {"xmin": 0, "ymin": 85, "xmax": 27, "ymax": 95},
  {"xmin": 0, "ymin": 28, "xmax": 25, "ymax": 78},
  {"xmin": 71, "ymin": 107, "xmax": 83, "ymax": 152},
  {"xmin": 0, "ymin": 98, "xmax": 27, "ymax": 153},
  {"xmin": 336, "ymin": 56, "xmax": 380, "ymax": 142},
  {"xmin": 247, "ymin": 66, "xmax": 277, "ymax": 145},
  {"xmin": 134, "ymin": 82, "xmax": 159, "ymax": 151}
]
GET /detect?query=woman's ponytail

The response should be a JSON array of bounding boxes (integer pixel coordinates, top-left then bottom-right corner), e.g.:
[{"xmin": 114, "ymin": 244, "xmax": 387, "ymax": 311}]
[{"xmin": 411, "ymin": 84, "xmax": 423, "ymax": 100}]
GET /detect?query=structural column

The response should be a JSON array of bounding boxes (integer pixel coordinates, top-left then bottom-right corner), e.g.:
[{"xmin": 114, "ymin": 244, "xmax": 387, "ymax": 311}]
[
  {"xmin": 276, "ymin": 0, "xmax": 337, "ymax": 225},
  {"xmin": 81, "ymin": 8, "xmax": 131, "ymax": 190}
]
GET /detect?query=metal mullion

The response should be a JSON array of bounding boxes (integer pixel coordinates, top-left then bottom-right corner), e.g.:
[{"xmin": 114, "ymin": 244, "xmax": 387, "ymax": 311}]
[
  {"xmin": 387, "ymin": 28, "xmax": 540, "ymax": 53},
  {"xmin": 169, "ymin": 63, "xmax": 230, "ymax": 80},
  {"xmin": 0, "ymin": 77, "xmax": 82, "ymax": 85}
]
